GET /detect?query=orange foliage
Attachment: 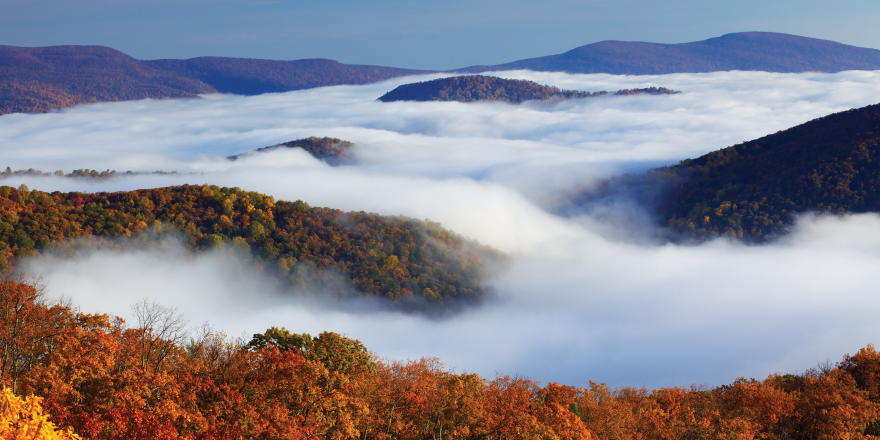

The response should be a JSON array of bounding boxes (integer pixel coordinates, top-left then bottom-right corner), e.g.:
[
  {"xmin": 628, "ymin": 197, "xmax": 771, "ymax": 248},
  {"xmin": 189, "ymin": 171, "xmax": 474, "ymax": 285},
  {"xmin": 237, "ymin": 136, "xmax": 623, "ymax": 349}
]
[
  {"xmin": 0, "ymin": 387, "xmax": 81, "ymax": 439},
  {"xmin": 0, "ymin": 275, "xmax": 879, "ymax": 439}
]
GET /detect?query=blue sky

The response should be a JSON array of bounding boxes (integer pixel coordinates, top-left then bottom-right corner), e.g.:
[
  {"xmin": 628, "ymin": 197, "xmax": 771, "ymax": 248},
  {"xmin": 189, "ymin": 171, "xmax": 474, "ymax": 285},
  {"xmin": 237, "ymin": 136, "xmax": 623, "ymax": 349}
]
[{"xmin": 1, "ymin": 0, "xmax": 879, "ymax": 69}]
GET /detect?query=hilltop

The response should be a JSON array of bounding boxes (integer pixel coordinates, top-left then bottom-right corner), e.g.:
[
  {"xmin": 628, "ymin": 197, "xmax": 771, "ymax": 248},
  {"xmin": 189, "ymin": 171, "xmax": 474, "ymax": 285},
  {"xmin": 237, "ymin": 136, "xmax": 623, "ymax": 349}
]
[
  {"xmin": 229, "ymin": 136, "xmax": 355, "ymax": 164},
  {"xmin": 378, "ymin": 75, "xmax": 677, "ymax": 104},
  {"xmin": 459, "ymin": 32, "xmax": 880, "ymax": 75},
  {"xmin": 378, "ymin": 75, "xmax": 606, "ymax": 103}
]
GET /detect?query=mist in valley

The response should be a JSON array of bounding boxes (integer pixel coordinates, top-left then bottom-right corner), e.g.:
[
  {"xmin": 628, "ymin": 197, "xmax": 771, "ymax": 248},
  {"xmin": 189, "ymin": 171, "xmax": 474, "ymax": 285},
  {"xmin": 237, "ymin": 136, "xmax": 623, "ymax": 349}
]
[{"xmin": 4, "ymin": 69, "xmax": 880, "ymax": 388}]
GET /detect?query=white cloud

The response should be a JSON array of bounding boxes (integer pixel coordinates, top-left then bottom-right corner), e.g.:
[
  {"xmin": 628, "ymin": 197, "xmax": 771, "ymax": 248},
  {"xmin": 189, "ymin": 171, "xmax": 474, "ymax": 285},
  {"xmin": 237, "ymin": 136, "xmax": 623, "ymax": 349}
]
[{"xmin": 4, "ymin": 70, "xmax": 880, "ymax": 389}]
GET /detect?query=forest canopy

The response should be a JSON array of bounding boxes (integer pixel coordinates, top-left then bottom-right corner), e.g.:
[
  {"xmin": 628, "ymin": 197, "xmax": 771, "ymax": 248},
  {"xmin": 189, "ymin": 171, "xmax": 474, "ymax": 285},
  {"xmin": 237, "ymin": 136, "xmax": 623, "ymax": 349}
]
[
  {"xmin": 0, "ymin": 184, "xmax": 497, "ymax": 311},
  {"xmin": 576, "ymin": 101, "xmax": 880, "ymax": 242},
  {"xmin": 2, "ymin": 274, "xmax": 880, "ymax": 439}
]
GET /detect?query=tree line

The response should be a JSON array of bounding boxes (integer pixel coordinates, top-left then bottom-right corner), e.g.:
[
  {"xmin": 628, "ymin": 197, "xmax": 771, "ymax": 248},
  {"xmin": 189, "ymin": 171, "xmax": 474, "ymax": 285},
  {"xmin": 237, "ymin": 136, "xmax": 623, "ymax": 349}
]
[
  {"xmin": 2, "ymin": 274, "xmax": 880, "ymax": 439},
  {"xmin": 0, "ymin": 185, "xmax": 496, "ymax": 309}
]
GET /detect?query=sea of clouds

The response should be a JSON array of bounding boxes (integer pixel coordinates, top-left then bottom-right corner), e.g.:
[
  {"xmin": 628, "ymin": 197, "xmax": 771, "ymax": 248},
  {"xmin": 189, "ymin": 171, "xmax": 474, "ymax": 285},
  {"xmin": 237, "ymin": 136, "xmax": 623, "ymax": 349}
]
[{"xmin": 3, "ymin": 69, "xmax": 880, "ymax": 388}]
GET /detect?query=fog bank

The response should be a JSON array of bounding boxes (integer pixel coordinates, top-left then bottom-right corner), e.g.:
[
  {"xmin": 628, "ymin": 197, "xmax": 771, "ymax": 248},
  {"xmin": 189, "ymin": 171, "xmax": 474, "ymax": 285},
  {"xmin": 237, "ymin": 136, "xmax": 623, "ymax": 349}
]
[{"xmin": 4, "ymin": 70, "xmax": 880, "ymax": 388}]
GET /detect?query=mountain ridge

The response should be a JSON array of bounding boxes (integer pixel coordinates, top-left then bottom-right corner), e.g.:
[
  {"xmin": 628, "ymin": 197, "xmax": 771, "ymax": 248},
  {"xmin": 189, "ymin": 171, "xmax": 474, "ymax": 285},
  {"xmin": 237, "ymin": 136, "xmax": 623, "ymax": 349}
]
[
  {"xmin": 576, "ymin": 100, "xmax": 880, "ymax": 242},
  {"xmin": 3, "ymin": 32, "xmax": 880, "ymax": 115},
  {"xmin": 457, "ymin": 32, "xmax": 880, "ymax": 75},
  {"xmin": 0, "ymin": 45, "xmax": 429, "ymax": 115}
]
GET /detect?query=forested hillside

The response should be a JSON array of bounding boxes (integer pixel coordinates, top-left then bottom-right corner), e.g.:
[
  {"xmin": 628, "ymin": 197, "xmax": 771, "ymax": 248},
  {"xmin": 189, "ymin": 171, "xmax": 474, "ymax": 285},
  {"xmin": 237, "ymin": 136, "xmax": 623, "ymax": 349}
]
[
  {"xmin": 379, "ymin": 76, "xmax": 678, "ymax": 104},
  {"xmin": 659, "ymin": 102, "xmax": 880, "ymax": 241},
  {"xmin": 229, "ymin": 136, "xmax": 355, "ymax": 164},
  {"xmin": 459, "ymin": 32, "xmax": 880, "ymax": 75},
  {"xmin": 579, "ymin": 102, "xmax": 880, "ymax": 242},
  {"xmin": 3, "ymin": 275, "xmax": 880, "ymax": 439},
  {"xmin": 0, "ymin": 45, "xmax": 428, "ymax": 115},
  {"xmin": 379, "ymin": 76, "xmax": 676, "ymax": 104},
  {"xmin": 0, "ymin": 185, "xmax": 494, "ymax": 309}
]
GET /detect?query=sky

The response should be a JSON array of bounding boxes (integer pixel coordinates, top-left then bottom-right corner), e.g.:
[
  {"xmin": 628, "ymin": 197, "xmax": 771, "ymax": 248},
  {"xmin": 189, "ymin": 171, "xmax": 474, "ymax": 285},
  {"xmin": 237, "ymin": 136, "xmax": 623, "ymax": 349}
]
[
  {"xmin": 3, "ymin": 70, "xmax": 880, "ymax": 388},
  {"xmin": 1, "ymin": 0, "xmax": 879, "ymax": 69}
]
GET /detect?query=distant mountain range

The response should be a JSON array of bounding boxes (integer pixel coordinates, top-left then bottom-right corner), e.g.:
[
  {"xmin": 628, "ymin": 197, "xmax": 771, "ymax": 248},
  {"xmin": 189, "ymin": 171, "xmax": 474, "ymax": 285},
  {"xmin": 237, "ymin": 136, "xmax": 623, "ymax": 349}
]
[
  {"xmin": 0, "ymin": 45, "xmax": 427, "ymax": 115},
  {"xmin": 2, "ymin": 32, "xmax": 880, "ymax": 115},
  {"xmin": 458, "ymin": 32, "xmax": 880, "ymax": 75},
  {"xmin": 143, "ymin": 57, "xmax": 428, "ymax": 96}
]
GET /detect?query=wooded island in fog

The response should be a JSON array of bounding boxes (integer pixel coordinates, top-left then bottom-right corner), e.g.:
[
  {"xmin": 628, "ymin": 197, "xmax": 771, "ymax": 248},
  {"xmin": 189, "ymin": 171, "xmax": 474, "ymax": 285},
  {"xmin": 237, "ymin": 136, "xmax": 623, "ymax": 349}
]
[{"xmin": 378, "ymin": 76, "xmax": 677, "ymax": 104}]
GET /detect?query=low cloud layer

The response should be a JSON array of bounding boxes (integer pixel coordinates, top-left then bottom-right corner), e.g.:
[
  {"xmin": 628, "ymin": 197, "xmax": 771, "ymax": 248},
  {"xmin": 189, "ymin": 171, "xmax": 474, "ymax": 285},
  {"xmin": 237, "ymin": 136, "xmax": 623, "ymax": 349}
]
[{"xmin": 4, "ymin": 70, "xmax": 880, "ymax": 388}]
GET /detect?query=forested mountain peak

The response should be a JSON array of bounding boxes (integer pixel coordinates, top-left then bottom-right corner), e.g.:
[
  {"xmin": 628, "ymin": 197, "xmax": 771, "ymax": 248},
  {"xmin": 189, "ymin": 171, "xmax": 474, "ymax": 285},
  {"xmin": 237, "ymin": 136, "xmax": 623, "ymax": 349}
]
[{"xmin": 229, "ymin": 136, "xmax": 355, "ymax": 164}]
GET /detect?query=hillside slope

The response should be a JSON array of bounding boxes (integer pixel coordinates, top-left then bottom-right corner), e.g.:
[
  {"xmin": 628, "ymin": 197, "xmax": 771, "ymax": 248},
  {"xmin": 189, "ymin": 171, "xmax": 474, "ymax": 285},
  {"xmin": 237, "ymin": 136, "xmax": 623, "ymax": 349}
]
[
  {"xmin": 0, "ymin": 184, "xmax": 495, "ymax": 310},
  {"xmin": 459, "ymin": 32, "xmax": 880, "ymax": 74},
  {"xmin": 652, "ymin": 102, "xmax": 880, "ymax": 241}
]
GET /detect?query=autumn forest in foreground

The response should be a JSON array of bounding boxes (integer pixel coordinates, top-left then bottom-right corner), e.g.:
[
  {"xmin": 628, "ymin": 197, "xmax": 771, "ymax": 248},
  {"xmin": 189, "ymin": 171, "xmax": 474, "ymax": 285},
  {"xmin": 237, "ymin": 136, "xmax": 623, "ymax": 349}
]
[{"xmin": 1, "ymin": 274, "xmax": 879, "ymax": 439}]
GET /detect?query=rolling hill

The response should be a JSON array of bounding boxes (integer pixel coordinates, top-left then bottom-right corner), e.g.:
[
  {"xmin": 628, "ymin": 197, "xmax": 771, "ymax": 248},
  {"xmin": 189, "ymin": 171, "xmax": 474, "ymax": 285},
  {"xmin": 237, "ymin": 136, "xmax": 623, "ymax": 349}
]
[
  {"xmin": 378, "ymin": 75, "xmax": 677, "ymax": 104},
  {"xmin": 378, "ymin": 75, "xmax": 606, "ymax": 103},
  {"xmin": 659, "ymin": 101, "xmax": 880, "ymax": 241},
  {"xmin": 229, "ymin": 136, "xmax": 355, "ymax": 164},
  {"xmin": 578, "ymin": 101, "xmax": 880, "ymax": 242},
  {"xmin": 0, "ymin": 184, "xmax": 496, "ymax": 311},
  {"xmin": 459, "ymin": 32, "xmax": 880, "ymax": 75}
]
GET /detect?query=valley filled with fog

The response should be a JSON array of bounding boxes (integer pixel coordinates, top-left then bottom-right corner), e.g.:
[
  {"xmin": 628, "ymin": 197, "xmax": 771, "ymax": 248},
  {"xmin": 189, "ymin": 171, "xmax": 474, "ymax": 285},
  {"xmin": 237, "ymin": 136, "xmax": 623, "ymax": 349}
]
[{"xmin": 3, "ymin": 70, "xmax": 880, "ymax": 388}]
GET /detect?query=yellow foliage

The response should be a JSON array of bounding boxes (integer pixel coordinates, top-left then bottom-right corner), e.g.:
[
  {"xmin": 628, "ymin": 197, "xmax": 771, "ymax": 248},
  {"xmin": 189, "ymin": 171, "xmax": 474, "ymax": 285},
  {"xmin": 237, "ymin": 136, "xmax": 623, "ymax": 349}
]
[{"xmin": 0, "ymin": 388, "xmax": 81, "ymax": 440}]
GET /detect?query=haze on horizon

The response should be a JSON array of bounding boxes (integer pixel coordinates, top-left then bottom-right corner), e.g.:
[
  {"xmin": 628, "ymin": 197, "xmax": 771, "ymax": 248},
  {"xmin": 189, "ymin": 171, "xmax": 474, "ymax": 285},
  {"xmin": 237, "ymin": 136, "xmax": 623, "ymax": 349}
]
[{"xmin": 0, "ymin": 0, "xmax": 878, "ymax": 70}]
